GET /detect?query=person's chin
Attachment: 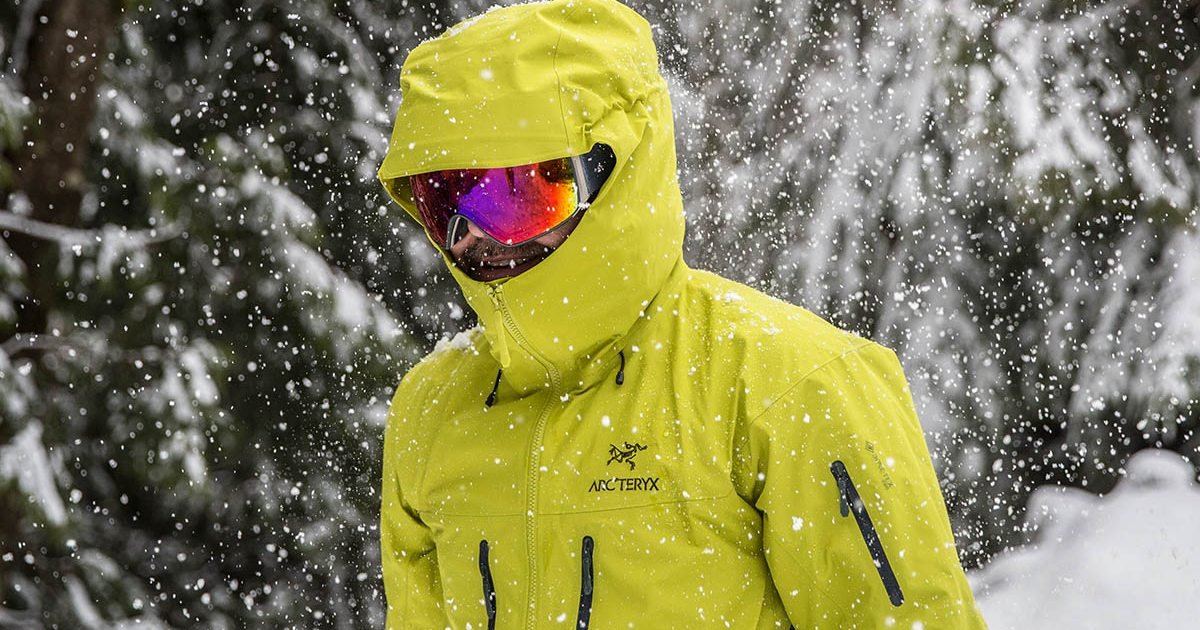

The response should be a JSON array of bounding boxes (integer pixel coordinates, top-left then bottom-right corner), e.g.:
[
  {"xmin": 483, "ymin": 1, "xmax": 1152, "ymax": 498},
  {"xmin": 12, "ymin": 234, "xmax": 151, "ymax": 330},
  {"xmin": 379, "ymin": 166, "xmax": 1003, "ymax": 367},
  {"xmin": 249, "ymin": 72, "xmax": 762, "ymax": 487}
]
[{"xmin": 460, "ymin": 254, "xmax": 547, "ymax": 282}]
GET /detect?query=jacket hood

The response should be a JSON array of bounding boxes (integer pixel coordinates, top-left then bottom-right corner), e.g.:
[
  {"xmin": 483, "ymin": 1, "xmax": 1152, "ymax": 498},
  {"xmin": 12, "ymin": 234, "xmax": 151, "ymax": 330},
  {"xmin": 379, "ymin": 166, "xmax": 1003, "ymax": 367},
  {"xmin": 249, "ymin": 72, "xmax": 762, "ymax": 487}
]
[{"xmin": 378, "ymin": 0, "xmax": 686, "ymax": 395}]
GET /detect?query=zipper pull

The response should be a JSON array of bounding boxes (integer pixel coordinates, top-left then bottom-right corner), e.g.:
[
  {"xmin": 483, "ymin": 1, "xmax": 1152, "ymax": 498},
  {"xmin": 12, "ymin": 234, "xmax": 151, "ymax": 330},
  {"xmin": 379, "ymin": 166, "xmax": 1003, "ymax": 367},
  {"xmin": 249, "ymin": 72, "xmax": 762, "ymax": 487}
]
[{"xmin": 487, "ymin": 285, "xmax": 512, "ymax": 368}]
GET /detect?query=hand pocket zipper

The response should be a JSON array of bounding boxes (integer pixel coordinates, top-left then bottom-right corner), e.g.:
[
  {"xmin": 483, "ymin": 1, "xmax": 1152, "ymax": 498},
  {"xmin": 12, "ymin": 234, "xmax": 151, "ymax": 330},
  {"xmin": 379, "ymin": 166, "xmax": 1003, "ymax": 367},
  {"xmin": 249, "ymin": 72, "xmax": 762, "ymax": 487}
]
[
  {"xmin": 576, "ymin": 535, "xmax": 595, "ymax": 629},
  {"xmin": 479, "ymin": 539, "xmax": 497, "ymax": 630},
  {"xmin": 478, "ymin": 537, "xmax": 595, "ymax": 629}
]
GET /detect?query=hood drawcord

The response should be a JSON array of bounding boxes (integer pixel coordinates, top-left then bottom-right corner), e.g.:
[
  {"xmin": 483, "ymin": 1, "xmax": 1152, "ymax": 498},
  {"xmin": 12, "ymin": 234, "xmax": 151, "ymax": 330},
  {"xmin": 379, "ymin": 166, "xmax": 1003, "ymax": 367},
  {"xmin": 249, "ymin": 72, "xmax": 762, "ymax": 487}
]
[
  {"xmin": 485, "ymin": 369, "xmax": 503, "ymax": 407},
  {"xmin": 615, "ymin": 350, "xmax": 626, "ymax": 386}
]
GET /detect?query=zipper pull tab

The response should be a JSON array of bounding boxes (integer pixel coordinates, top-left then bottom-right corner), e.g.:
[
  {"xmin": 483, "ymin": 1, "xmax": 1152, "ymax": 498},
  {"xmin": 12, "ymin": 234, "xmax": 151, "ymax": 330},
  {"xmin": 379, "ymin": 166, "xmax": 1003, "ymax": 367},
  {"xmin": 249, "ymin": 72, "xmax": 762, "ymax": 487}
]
[{"xmin": 486, "ymin": 286, "xmax": 512, "ymax": 368}]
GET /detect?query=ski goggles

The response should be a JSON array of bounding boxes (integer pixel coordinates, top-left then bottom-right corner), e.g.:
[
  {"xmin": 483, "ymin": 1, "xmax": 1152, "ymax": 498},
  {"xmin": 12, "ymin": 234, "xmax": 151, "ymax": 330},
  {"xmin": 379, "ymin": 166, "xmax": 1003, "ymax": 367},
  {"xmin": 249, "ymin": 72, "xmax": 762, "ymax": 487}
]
[{"xmin": 410, "ymin": 144, "xmax": 614, "ymax": 249}]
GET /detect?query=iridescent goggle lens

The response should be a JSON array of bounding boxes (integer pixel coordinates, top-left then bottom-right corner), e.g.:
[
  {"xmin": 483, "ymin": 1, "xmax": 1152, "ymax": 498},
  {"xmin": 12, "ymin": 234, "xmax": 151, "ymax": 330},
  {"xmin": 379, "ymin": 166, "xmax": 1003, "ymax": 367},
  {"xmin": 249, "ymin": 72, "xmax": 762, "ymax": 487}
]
[{"xmin": 410, "ymin": 158, "xmax": 580, "ymax": 249}]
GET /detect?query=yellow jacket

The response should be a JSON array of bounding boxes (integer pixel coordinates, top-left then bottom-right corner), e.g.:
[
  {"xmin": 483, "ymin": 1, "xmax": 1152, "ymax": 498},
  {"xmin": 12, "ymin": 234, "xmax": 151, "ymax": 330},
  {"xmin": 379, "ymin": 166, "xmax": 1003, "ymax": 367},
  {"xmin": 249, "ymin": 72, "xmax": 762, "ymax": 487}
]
[{"xmin": 377, "ymin": 1, "xmax": 986, "ymax": 627}]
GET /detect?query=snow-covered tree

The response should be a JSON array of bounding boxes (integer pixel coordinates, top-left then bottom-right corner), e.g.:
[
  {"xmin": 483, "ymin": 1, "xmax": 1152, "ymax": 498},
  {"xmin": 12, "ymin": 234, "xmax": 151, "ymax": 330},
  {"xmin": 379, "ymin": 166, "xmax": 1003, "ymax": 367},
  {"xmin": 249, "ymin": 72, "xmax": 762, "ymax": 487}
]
[
  {"xmin": 0, "ymin": 0, "xmax": 450, "ymax": 626},
  {"xmin": 2, "ymin": 0, "xmax": 1197, "ymax": 626},
  {"xmin": 640, "ymin": 0, "xmax": 1200, "ymax": 565}
]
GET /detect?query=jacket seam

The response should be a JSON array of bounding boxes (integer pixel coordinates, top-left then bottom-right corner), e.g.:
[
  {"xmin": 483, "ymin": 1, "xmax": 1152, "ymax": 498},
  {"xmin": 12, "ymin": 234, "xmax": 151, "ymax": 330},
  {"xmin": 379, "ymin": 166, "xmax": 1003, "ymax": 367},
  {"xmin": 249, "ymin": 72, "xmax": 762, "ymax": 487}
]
[
  {"xmin": 407, "ymin": 352, "xmax": 485, "ymax": 507},
  {"xmin": 741, "ymin": 339, "xmax": 885, "ymax": 624},
  {"xmin": 550, "ymin": 7, "xmax": 670, "ymax": 156},
  {"xmin": 744, "ymin": 339, "xmax": 876, "ymax": 428},
  {"xmin": 551, "ymin": 4, "xmax": 578, "ymax": 153},
  {"xmin": 542, "ymin": 485, "xmax": 735, "ymax": 515},
  {"xmin": 582, "ymin": 86, "xmax": 668, "ymax": 148},
  {"xmin": 392, "ymin": 362, "xmax": 436, "ymax": 512},
  {"xmin": 416, "ymin": 485, "xmax": 735, "ymax": 518}
]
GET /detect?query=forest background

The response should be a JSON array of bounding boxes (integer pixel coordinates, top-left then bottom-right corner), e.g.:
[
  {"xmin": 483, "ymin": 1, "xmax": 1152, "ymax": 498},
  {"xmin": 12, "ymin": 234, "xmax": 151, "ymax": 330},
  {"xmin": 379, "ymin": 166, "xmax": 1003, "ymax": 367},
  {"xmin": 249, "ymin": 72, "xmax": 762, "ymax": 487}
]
[{"xmin": 1, "ymin": 0, "xmax": 1197, "ymax": 627}]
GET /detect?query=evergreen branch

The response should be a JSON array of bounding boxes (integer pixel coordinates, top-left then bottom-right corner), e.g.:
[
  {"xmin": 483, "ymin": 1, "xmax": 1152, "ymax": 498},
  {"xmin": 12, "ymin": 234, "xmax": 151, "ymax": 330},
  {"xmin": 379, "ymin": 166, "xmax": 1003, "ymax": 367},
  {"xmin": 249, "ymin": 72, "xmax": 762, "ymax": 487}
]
[
  {"xmin": 0, "ymin": 210, "xmax": 182, "ymax": 247},
  {"xmin": 1, "ymin": 332, "xmax": 75, "ymax": 357},
  {"xmin": 1, "ymin": 331, "xmax": 168, "ymax": 362}
]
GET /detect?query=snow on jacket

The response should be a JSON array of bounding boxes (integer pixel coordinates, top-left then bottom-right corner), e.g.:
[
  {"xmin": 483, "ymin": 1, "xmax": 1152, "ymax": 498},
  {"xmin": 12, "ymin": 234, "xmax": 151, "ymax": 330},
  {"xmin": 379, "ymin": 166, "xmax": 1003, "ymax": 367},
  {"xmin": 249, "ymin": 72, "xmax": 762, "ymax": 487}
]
[{"xmin": 376, "ymin": 0, "xmax": 987, "ymax": 627}]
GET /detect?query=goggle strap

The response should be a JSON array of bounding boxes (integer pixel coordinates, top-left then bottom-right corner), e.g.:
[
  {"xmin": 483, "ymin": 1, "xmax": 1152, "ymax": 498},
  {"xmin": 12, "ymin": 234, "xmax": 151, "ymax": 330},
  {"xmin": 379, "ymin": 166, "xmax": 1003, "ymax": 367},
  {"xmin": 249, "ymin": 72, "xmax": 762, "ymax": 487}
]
[
  {"xmin": 571, "ymin": 144, "xmax": 617, "ymax": 206},
  {"xmin": 570, "ymin": 154, "xmax": 593, "ymax": 205}
]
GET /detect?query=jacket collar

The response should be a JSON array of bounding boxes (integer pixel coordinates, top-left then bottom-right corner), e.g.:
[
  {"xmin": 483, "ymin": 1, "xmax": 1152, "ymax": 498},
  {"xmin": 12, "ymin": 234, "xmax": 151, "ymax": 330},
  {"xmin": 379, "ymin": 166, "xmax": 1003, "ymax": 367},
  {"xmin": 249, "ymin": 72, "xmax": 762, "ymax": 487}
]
[{"xmin": 457, "ymin": 254, "xmax": 689, "ymax": 397}]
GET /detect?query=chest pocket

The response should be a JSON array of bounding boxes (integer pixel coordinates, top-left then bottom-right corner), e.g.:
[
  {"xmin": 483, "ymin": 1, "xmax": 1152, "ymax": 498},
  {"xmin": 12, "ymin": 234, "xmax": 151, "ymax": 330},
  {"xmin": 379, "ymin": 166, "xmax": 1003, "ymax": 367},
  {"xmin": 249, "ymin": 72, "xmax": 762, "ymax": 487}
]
[
  {"xmin": 414, "ymin": 406, "xmax": 534, "ymax": 518},
  {"xmin": 538, "ymin": 390, "xmax": 736, "ymax": 514},
  {"xmin": 415, "ymin": 373, "xmax": 737, "ymax": 517}
]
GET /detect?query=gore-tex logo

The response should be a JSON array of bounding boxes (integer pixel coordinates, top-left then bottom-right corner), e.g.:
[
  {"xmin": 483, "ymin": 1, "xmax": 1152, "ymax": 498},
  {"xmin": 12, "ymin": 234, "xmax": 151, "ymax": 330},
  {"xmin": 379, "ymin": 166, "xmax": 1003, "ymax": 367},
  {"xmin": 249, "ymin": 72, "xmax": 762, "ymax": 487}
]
[{"xmin": 607, "ymin": 441, "xmax": 647, "ymax": 470}]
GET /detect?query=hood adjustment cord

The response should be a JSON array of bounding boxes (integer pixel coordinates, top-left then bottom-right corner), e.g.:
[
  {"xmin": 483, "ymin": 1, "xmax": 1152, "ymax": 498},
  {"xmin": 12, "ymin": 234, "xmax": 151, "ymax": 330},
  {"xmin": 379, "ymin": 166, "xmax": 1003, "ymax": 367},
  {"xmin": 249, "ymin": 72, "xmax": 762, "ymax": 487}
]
[
  {"xmin": 615, "ymin": 350, "xmax": 625, "ymax": 386},
  {"xmin": 485, "ymin": 369, "xmax": 502, "ymax": 407}
]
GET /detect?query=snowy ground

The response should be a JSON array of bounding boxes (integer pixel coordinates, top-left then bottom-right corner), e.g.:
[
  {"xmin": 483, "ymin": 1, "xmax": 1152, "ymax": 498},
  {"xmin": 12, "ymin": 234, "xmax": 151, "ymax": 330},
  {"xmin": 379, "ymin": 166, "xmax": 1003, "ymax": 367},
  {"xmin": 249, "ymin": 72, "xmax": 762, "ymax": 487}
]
[{"xmin": 970, "ymin": 450, "xmax": 1200, "ymax": 629}]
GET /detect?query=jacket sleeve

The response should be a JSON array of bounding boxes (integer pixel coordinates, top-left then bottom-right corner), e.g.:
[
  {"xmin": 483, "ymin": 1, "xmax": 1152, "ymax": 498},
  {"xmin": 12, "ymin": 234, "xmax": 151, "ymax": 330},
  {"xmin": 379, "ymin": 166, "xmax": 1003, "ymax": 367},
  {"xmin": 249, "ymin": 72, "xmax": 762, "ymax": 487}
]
[
  {"xmin": 732, "ymin": 342, "xmax": 987, "ymax": 628},
  {"xmin": 381, "ymin": 378, "xmax": 449, "ymax": 629}
]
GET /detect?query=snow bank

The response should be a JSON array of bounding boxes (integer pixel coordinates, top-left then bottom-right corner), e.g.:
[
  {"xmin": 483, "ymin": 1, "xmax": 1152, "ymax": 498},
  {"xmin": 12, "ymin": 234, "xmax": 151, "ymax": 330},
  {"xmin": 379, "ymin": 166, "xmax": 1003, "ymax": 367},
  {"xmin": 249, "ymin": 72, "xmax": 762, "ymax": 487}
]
[{"xmin": 972, "ymin": 449, "xmax": 1200, "ymax": 629}]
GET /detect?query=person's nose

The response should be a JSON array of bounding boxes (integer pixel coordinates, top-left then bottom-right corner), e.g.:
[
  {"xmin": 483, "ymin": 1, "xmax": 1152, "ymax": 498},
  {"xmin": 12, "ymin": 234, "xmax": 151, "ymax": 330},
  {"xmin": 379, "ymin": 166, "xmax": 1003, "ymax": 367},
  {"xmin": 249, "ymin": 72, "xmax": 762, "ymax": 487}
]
[
  {"xmin": 465, "ymin": 219, "xmax": 487, "ymax": 239},
  {"xmin": 448, "ymin": 217, "xmax": 488, "ymax": 254}
]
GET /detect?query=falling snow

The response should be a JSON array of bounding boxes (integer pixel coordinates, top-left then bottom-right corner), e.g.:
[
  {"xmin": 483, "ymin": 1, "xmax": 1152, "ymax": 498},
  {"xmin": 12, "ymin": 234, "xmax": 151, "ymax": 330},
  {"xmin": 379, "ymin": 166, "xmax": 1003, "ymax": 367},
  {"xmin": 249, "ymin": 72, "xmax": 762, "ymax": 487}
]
[{"xmin": 0, "ymin": 0, "xmax": 1197, "ymax": 627}]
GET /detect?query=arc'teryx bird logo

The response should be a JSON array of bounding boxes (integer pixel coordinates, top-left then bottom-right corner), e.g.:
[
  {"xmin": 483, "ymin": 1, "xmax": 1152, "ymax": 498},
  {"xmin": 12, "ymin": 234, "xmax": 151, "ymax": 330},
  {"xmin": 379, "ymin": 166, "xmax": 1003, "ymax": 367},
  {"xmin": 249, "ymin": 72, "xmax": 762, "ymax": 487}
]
[
  {"xmin": 607, "ymin": 442, "xmax": 647, "ymax": 470},
  {"xmin": 588, "ymin": 441, "xmax": 659, "ymax": 494}
]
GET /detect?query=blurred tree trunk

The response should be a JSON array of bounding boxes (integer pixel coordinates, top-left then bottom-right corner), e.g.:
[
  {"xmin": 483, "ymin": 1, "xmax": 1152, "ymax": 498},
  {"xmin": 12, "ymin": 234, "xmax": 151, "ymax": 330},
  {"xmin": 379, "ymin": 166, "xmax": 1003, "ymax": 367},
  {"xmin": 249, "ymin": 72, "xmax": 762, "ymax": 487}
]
[
  {"xmin": 6, "ymin": 0, "xmax": 119, "ymax": 337},
  {"xmin": 0, "ymin": 0, "xmax": 118, "ymax": 605}
]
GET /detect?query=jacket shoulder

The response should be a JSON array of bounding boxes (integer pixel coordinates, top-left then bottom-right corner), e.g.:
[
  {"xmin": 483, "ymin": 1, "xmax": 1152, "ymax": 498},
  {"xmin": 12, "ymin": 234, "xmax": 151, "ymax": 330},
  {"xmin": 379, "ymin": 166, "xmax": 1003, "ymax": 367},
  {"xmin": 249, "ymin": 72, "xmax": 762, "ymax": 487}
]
[
  {"xmin": 383, "ymin": 326, "xmax": 489, "ymax": 501},
  {"xmin": 683, "ymin": 269, "xmax": 870, "ymax": 363},
  {"xmin": 679, "ymin": 269, "xmax": 883, "ymax": 419},
  {"xmin": 386, "ymin": 326, "xmax": 487, "ymax": 433}
]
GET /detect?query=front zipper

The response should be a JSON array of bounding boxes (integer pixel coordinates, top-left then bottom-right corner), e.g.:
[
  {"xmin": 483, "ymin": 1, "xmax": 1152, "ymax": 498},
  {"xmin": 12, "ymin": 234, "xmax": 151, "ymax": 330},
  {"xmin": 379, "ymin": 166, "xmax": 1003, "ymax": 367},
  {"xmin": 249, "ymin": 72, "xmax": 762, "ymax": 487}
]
[
  {"xmin": 830, "ymin": 460, "xmax": 905, "ymax": 607},
  {"xmin": 487, "ymin": 283, "xmax": 563, "ymax": 628},
  {"xmin": 486, "ymin": 285, "xmax": 513, "ymax": 367},
  {"xmin": 576, "ymin": 536, "xmax": 595, "ymax": 629},
  {"xmin": 478, "ymin": 539, "xmax": 497, "ymax": 630}
]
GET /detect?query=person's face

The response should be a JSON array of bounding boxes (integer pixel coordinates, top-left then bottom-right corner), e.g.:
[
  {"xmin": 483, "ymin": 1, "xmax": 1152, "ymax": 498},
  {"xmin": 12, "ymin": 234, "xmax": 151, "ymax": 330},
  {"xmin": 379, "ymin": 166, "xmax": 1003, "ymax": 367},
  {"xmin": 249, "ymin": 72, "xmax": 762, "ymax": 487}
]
[{"xmin": 447, "ymin": 212, "xmax": 585, "ymax": 282}]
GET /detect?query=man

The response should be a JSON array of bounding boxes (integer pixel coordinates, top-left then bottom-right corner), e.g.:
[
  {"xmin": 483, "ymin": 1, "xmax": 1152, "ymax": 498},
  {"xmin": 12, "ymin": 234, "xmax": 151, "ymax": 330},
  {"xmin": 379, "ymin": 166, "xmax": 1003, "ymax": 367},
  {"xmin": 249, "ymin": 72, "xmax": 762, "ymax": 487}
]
[{"xmin": 376, "ymin": 1, "xmax": 987, "ymax": 628}]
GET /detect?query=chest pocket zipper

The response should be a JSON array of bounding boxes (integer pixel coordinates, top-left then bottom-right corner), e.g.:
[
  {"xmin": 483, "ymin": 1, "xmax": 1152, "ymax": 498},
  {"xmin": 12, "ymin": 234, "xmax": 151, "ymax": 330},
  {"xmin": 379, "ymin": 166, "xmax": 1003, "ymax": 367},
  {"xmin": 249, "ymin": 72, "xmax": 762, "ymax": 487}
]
[
  {"xmin": 576, "ymin": 536, "xmax": 595, "ymax": 629},
  {"xmin": 479, "ymin": 540, "xmax": 497, "ymax": 630},
  {"xmin": 830, "ymin": 461, "xmax": 905, "ymax": 607}
]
